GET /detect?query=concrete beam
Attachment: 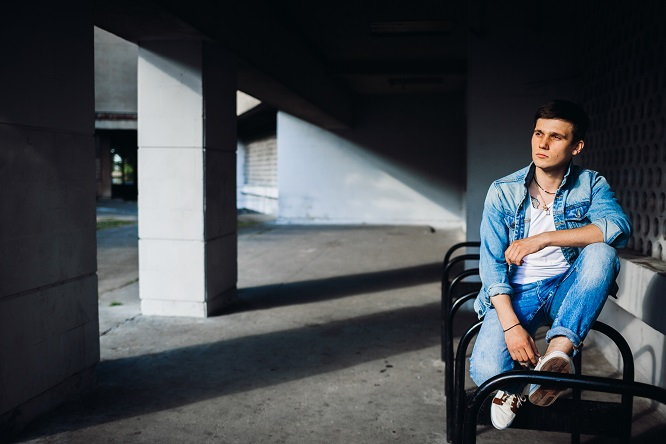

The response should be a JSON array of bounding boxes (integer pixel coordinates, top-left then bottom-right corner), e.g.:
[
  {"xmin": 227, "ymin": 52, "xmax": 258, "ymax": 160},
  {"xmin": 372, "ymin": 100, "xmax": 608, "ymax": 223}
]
[
  {"xmin": 93, "ymin": 0, "xmax": 203, "ymax": 42},
  {"xmin": 94, "ymin": 0, "xmax": 355, "ymax": 130}
]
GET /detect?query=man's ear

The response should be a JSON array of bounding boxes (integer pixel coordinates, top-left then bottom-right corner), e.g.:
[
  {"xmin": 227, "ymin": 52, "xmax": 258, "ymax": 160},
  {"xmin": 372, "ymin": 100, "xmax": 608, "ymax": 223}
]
[{"xmin": 572, "ymin": 140, "xmax": 584, "ymax": 156}]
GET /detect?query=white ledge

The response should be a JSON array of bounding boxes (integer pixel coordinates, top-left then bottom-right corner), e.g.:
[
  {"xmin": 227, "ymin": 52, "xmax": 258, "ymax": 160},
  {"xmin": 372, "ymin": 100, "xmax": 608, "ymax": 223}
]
[
  {"xmin": 240, "ymin": 185, "xmax": 278, "ymax": 199},
  {"xmin": 615, "ymin": 252, "xmax": 666, "ymax": 336}
]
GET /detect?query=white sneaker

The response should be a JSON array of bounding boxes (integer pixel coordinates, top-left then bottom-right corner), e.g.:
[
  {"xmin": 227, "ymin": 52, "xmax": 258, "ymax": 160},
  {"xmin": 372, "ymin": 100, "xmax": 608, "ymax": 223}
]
[
  {"xmin": 528, "ymin": 350, "xmax": 575, "ymax": 407},
  {"xmin": 490, "ymin": 390, "xmax": 525, "ymax": 430}
]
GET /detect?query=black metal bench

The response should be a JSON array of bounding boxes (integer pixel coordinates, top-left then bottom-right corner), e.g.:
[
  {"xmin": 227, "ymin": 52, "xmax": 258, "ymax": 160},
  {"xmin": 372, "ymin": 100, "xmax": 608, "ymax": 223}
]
[
  {"xmin": 441, "ymin": 242, "xmax": 481, "ymax": 442},
  {"xmin": 461, "ymin": 371, "xmax": 666, "ymax": 443},
  {"xmin": 441, "ymin": 242, "xmax": 666, "ymax": 443},
  {"xmin": 453, "ymin": 320, "xmax": 635, "ymax": 443}
]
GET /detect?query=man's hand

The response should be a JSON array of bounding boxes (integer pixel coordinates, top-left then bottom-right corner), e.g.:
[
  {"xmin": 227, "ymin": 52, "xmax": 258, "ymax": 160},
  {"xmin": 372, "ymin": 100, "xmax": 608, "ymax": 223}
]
[
  {"xmin": 504, "ymin": 325, "xmax": 540, "ymax": 366},
  {"xmin": 490, "ymin": 294, "xmax": 541, "ymax": 366},
  {"xmin": 504, "ymin": 234, "xmax": 548, "ymax": 265}
]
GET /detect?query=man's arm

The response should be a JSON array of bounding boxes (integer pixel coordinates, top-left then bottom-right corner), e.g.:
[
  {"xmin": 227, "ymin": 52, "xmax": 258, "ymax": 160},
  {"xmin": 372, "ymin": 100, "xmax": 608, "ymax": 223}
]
[
  {"xmin": 491, "ymin": 293, "xmax": 540, "ymax": 365},
  {"xmin": 478, "ymin": 184, "xmax": 540, "ymax": 365},
  {"xmin": 478, "ymin": 184, "xmax": 514, "ymax": 302},
  {"xmin": 587, "ymin": 174, "xmax": 632, "ymax": 248},
  {"xmin": 505, "ymin": 224, "xmax": 603, "ymax": 266}
]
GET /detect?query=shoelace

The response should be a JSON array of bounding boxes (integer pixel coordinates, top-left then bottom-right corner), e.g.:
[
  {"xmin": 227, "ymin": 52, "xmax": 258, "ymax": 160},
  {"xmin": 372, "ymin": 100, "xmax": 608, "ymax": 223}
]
[
  {"xmin": 512, "ymin": 395, "xmax": 526, "ymax": 411},
  {"xmin": 496, "ymin": 392, "xmax": 525, "ymax": 413}
]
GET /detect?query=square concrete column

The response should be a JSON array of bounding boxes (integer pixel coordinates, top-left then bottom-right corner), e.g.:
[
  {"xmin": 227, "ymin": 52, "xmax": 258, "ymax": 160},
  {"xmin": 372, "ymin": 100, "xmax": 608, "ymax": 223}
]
[
  {"xmin": 138, "ymin": 41, "xmax": 237, "ymax": 317},
  {"xmin": 0, "ymin": 3, "xmax": 98, "ymax": 431}
]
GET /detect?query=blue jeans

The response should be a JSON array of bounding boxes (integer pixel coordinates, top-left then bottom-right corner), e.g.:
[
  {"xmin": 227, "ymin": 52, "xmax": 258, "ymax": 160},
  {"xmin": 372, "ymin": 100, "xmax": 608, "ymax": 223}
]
[{"xmin": 469, "ymin": 243, "xmax": 620, "ymax": 394}]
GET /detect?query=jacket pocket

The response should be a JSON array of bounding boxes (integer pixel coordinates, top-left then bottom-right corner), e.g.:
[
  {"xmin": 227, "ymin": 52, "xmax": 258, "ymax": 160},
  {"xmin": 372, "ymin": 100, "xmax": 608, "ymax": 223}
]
[{"xmin": 564, "ymin": 202, "xmax": 590, "ymax": 228}]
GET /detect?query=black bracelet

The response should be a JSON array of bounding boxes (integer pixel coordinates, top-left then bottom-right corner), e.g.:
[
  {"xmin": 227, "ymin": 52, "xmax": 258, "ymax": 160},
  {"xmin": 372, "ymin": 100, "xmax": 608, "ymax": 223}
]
[{"xmin": 503, "ymin": 322, "xmax": 521, "ymax": 332}]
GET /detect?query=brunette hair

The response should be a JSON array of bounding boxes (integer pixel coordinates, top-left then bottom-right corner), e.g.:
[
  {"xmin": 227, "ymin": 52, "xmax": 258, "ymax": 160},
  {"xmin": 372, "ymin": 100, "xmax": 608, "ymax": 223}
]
[{"xmin": 534, "ymin": 100, "xmax": 590, "ymax": 142}]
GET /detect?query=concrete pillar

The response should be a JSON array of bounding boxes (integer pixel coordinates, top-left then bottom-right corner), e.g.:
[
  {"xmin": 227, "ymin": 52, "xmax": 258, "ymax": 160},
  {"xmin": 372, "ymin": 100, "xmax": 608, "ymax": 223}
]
[
  {"xmin": 95, "ymin": 134, "xmax": 113, "ymax": 198},
  {"xmin": 138, "ymin": 41, "xmax": 237, "ymax": 317},
  {"xmin": 0, "ymin": 3, "xmax": 98, "ymax": 432}
]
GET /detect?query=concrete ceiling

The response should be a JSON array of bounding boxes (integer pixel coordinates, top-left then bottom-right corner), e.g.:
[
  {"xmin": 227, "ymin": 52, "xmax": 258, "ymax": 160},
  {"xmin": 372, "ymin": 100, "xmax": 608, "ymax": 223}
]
[
  {"xmin": 275, "ymin": 1, "xmax": 468, "ymax": 94},
  {"xmin": 94, "ymin": 0, "xmax": 477, "ymax": 129}
]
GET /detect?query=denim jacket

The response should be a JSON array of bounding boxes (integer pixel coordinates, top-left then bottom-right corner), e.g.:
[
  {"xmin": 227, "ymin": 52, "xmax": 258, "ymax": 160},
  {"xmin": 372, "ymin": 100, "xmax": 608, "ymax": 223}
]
[{"xmin": 473, "ymin": 162, "xmax": 632, "ymax": 318}]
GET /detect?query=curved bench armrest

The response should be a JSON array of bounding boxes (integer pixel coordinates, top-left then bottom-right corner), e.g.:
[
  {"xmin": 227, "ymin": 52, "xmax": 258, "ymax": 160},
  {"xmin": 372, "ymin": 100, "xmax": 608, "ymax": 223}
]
[
  {"xmin": 442, "ymin": 241, "xmax": 481, "ymax": 270},
  {"xmin": 462, "ymin": 372, "xmax": 666, "ymax": 444}
]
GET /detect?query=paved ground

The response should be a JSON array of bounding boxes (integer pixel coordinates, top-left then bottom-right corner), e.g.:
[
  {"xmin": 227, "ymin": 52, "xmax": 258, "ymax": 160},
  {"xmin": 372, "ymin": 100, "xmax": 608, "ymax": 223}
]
[{"xmin": 11, "ymin": 201, "xmax": 666, "ymax": 443}]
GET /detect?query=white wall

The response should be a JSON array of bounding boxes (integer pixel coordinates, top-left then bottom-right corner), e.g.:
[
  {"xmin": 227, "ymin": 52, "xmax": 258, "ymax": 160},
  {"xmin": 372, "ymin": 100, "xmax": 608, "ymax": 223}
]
[
  {"xmin": 465, "ymin": 6, "xmax": 580, "ymax": 239},
  {"xmin": 94, "ymin": 27, "xmax": 138, "ymax": 130},
  {"xmin": 238, "ymin": 135, "xmax": 278, "ymax": 215},
  {"xmin": 278, "ymin": 94, "xmax": 465, "ymax": 228},
  {"xmin": 236, "ymin": 91, "xmax": 260, "ymax": 115},
  {"xmin": 237, "ymin": 140, "xmax": 247, "ymax": 208}
]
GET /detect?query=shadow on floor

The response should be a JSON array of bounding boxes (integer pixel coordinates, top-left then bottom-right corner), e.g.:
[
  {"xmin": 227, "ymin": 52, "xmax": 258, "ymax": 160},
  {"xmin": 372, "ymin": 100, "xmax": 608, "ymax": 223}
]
[
  {"xmin": 228, "ymin": 262, "xmax": 442, "ymax": 313},
  {"xmin": 17, "ymin": 298, "xmax": 473, "ymax": 441},
  {"xmin": 627, "ymin": 423, "xmax": 666, "ymax": 443},
  {"xmin": 583, "ymin": 423, "xmax": 666, "ymax": 443}
]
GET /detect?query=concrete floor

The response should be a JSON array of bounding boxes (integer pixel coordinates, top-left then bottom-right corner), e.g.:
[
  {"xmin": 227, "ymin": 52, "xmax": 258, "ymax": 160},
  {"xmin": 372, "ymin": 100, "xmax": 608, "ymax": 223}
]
[{"xmin": 11, "ymin": 204, "xmax": 666, "ymax": 443}]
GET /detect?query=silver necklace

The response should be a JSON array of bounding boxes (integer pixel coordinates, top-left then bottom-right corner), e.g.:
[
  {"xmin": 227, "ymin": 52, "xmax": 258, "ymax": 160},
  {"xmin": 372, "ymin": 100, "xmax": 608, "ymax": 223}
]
[
  {"xmin": 532, "ymin": 177, "xmax": 558, "ymax": 215},
  {"xmin": 532, "ymin": 182, "xmax": 554, "ymax": 215}
]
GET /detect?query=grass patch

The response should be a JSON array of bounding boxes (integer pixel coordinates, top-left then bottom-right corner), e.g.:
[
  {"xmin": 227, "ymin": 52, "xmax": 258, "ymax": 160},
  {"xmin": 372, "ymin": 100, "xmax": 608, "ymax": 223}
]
[
  {"xmin": 97, "ymin": 219, "xmax": 135, "ymax": 231},
  {"xmin": 238, "ymin": 220, "xmax": 261, "ymax": 228},
  {"xmin": 109, "ymin": 301, "xmax": 123, "ymax": 307}
]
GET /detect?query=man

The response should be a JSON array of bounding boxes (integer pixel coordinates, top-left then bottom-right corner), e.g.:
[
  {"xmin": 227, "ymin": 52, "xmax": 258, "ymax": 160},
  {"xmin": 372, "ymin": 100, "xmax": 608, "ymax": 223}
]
[{"xmin": 469, "ymin": 100, "xmax": 632, "ymax": 430}]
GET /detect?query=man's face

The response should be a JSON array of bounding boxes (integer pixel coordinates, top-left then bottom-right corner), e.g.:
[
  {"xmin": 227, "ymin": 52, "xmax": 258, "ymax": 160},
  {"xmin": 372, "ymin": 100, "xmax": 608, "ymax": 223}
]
[{"xmin": 531, "ymin": 118, "xmax": 583, "ymax": 172}]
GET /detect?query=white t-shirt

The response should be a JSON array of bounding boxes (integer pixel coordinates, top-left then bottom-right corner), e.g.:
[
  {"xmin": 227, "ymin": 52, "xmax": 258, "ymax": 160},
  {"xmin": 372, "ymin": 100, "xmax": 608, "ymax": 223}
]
[{"xmin": 510, "ymin": 204, "xmax": 570, "ymax": 285}]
